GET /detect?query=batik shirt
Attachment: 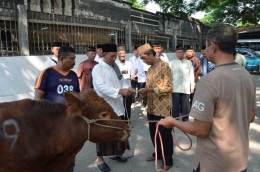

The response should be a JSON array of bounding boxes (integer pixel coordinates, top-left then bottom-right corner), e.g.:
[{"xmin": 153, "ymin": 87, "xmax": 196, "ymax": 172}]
[
  {"xmin": 35, "ymin": 66, "xmax": 80, "ymax": 103},
  {"xmin": 185, "ymin": 56, "xmax": 201, "ymax": 83},
  {"xmin": 146, "ymin": 59, "xmax": 172, "ymax": 117}
]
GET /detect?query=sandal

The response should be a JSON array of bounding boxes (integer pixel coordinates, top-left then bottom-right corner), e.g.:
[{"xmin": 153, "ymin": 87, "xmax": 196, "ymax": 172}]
[
  {"xmin": 146, "ymin": 156, "xmax": 155, "ymax": 161},
  {"xmin": 157, "ymin": 164, "xmax": 173, "ymax": 171}
]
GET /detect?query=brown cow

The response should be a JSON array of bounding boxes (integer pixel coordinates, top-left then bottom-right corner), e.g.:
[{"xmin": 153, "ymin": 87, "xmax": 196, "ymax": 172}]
[{"xmin": 0, "ymin": 89, "xmax": 130, "ymax": 172}]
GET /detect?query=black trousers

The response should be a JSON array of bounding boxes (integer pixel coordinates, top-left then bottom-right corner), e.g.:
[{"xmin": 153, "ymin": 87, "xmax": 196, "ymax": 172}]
[
  {"xmin": 147, "ymin": 113, "xmax": 173, "ymax": 166},
  {"xmin": 131, "ymin": 77, "xmax": 138, "ymax": 102},
  {"xmin": 172, "ymin": 93, "xmax": 190, "ymax": 121},
  {"xmin": 189, "ymin": 89, "xmax": 195, "ymax": 112},
  {"xmin": 123, "ymin": 95, "xmax": 132, "ymax": 120},
  {"xmin": 138, "ymin": 82, "xmax": 147, "ymax": 106}
]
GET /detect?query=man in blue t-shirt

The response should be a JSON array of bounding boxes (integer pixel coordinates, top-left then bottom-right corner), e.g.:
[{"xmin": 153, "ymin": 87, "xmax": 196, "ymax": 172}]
[{"xmin": 34, "ymin": 45, "xmax": 79, "ymax": 172}]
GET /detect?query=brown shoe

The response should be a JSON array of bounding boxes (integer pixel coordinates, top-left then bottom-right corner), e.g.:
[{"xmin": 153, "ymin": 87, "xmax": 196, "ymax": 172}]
[{"xmin": 157, "ymin": 164, "xmax": 173, "ymax": 171}]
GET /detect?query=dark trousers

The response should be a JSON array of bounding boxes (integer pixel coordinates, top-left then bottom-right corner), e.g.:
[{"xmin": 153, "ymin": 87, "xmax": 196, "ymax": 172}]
[
  {"xmin": 123, "ymin": 95, "xmax": 132, "ymax": 120},
  {"xmin": 138, "ymin": 82, "xmax": 147, "ymax": 106},
  {"xmin": 189, "ymin": 90, "xmax": 195, "ymax": 112},
  {"xmin": 131, "ymin": 77, "xmax": 138, "ymax": 102},
  {"xmin": 193, "ymin": 164, "xmax": 247, "ymax": 172},
  {"xmin": 68, "ymin": 158, "xmax": 75, "ymax": 172},
  {"xmin": 172, "ymin": 93, "xmax": 190, "ymax": 121},
  {"xmin": 147, "ymin": 113, "xmax": 173, "ymax": 166}
]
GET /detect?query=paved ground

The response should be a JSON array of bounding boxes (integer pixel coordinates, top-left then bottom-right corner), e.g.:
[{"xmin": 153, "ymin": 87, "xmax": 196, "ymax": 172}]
[{"xmin": 74, "ymin": 75, "xmax": 260, "ymax": 172}]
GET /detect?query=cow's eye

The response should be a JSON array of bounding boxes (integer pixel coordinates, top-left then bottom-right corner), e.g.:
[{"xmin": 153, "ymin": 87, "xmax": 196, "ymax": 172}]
[{"xmin": 102, "ymin": 114, "xmax": 106, "ymax": 117}]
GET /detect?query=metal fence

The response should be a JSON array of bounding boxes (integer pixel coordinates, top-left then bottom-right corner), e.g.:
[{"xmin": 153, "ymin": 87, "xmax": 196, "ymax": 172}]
[
  {"xmin": 0, "ymin": 2, "xmax": 209, "ymax": 56},
  {"xmin": 27, "ymin": 11, "xmax": 127, "ymax": 55},
  {"xmin": 0, "ymin": 3, "xmax": 19, "ymax": 56},
  {"xmin": 131, "ymin": 22, "xmax": 174, "ymax": 52}
]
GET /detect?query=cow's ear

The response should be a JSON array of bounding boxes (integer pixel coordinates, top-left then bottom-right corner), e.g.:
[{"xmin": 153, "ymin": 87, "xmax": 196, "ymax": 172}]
[{"xmin": 64, "ymin": 91, "xmax": 83, "ymax": 117}]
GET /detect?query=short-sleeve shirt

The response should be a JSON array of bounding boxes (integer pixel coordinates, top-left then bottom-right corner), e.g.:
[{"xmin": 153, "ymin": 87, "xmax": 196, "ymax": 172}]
[
  {"xmin": 76, "ymin": 60, "xmax": 98, "ymax": 93},
  {"xmin": 35, "ymin": 66, "xmax": 80, "ymax": 104},
  {"xmin": 190, "ymin": 63, "xmax": 256, "ymax": 171}
]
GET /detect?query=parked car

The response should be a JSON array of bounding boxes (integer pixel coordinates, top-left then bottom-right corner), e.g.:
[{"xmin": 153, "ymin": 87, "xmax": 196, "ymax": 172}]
[{"xmin": 236, "ymin": 48, "xmax": 260, "ymax": 73}]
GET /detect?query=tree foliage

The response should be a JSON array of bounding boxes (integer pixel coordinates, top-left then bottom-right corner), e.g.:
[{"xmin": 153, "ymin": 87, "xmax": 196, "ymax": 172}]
[
  {"xmin": 123, "ymin": 0, "xmax": 146, "ymax": 10},
  {"xmin": 194, "ymin": 0, "xmax": 260, "ymax": 26},
  {"xmin": 142, "ymin": 0, "xmax": 191, "ymax": 18},
  {"xmin": 142, "ymin": 0, "xmax": 260, "ymax": 26}
]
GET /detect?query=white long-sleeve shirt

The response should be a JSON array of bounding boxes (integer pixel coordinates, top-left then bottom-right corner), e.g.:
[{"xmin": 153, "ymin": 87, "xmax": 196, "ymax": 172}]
[
  {"xmin": 92, "ymin": 60, "xmax": 129, "ymax": 116},
  {"xmin": 116, "ymin": 59, "xmax": 132, "ymax": 87},
  {"xmin": 129, "ymin": 55, "xmax": 139, "ymax": 76},
  {"xmin": 157, "ymin": 53, "xmax": 169, "ymax": 64},
  {"xmin": 94, "ymin": 55, "xmax": 104, "ymax": 63},
  {"xmin": 169, "ymin": 58, "xmax": 194, "ymax": 94},
  {"xmin": 44, "ymin": 56, "xmax": 58, "ymax": 68},
  {"xmin": 137, "ymin": 58, "xmax": 150, "ymax": 83}
]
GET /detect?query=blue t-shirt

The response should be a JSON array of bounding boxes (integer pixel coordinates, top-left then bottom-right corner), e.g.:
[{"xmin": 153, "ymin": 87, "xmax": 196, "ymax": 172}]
[{"xmin": 35, "ymin": 66, "xmax": 80, "ymax": 103}]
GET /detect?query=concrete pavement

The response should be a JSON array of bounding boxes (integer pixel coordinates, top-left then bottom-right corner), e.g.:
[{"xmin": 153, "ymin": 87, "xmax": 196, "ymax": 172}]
[{"xmin": 74, "ymin": 75, "xmax": 260, "ymax": 172}]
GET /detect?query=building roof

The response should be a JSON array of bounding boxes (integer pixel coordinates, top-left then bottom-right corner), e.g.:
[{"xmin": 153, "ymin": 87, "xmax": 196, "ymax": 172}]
[{"xmin": 237, "ymin": 25, "xmax": 260, "ymax": 33}]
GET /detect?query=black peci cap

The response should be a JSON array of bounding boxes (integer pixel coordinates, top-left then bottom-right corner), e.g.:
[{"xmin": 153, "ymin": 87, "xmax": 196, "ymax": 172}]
[
  {"xmin": 96, "ymin": 44, "xmax": 103, "ymax": 49},
  {"xmin": 87, "ymin": 46, "xmax": 96, "ymax": 52},
  {"xmin": 102, "ymin": 43, "xmax": 117, "ymax": 52},
  {"xmin": 51, "ymin": 42, "xmax": 62, "ymax": 47},
  {"xmin": 176, "ymin": 45, "xmax": 184, "ymax": 50}
]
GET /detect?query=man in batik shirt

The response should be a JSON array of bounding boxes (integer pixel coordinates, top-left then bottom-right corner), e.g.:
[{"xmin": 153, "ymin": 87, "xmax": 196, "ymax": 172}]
[{"xmin": 138, "ymin": 43, "xmax": 173, "ymax": 171}]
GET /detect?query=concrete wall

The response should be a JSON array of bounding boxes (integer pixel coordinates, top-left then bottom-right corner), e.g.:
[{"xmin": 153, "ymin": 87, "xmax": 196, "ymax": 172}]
[{"xmin": 0, "ymin": 52, "xmax": 200, "ymax": 102}]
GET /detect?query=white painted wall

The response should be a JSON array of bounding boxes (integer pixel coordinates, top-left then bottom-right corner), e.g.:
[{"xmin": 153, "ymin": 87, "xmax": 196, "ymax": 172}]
[{"xmin": 0, "ymin": 52, "xmax": 201, "ymax": 102}]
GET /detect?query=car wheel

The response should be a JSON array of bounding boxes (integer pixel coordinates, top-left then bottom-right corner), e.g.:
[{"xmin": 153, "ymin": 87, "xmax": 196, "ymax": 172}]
[{"xmin": 258, "ymin": 65, "xmax": 260, "ymax": 74}]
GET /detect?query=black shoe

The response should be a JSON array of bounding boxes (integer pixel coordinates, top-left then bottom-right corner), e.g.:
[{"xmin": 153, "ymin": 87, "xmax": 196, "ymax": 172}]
[
  {"xmin": 97, "ymin": 163, "xmax": 110, "ymax": 172},
  {"xmin": 110, "ymin": 156, "xmax": 127, "ymax": 162}
]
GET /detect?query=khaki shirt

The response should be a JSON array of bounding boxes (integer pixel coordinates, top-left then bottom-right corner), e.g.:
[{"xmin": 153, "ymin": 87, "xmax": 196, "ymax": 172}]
[{"xmin": 190, "ymin": 63, "xmax": 256, "ymax": 171}]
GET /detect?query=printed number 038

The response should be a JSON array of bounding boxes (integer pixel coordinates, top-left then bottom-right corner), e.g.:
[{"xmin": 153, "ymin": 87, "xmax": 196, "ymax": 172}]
[{"xmin": 57, "ymin": 85, "xmax": 74, "ymax": 94}]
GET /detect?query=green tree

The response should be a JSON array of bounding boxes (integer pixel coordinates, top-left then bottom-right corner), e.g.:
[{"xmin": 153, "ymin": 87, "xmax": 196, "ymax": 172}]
[
  {"xmin": 142, "ymin": 0, "xmax": 260, "ymax": 26},
  {"xmin": 142, "ymin": 0, "xmax": 191, "ymax": 17},
  {"xmin": 193, "ymin": 0, "xmax": 260, "ymax": 26},
  {"xmin": 123, "ymin": 0, "xmax": 146, "ymax": 10}
]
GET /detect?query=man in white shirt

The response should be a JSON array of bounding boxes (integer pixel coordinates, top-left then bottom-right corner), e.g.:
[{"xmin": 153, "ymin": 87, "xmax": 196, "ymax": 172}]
[
  {"xmin": 129, "ymin": 46, "xmax": 139, "ymax": 102},
  {"xmin": 44, "ymin": 42, "xmax": 62, "ymax": 68},
  {"xmin": 137, "ymin": 55, "xmax": 150, "ymax": 107},
  {"xmin": 153, "ymin": 42, "xmax": 169, "ymax": 63},
  {"xmin": 92, "ymin": 43, "xmax": 132, "ymax": 172},
  {"xmin": 94, "ymin": 44, "xmax": 104, "ymax": 63},
  {"xmin": 116, "ymin": 46, "xmax": 133, "ymax": 120},
  {"xmin": 169, "ymin": 45, "xmax": 194, "ymax": 122}
]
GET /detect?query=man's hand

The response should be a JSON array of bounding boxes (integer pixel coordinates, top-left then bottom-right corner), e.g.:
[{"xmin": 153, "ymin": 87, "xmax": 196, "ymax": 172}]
[
  {"xmin": 157, "ymin": 116, "xmax": 176, "ymax": 128},
  {"xmin": 191, "ymin": 88, "xmax": 194, "ymax": 94},
  {"xmin": 130, "ymin": 75, "xmax": 135, "ymax": 80},
  {"xmin": 119, "ymin": 88, "xmax": 132, "ymax": 97},
  {"xmin": 138, "ymin": 88, "xmax": 153, "ymax": 95},
  {"xmin": 122, "ymin": 70, "xmax": 128, "ymax": 74}
]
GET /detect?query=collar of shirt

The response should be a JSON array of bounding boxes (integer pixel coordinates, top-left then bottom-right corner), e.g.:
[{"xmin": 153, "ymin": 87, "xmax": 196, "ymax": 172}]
[
  {"xmin": 186, "ymin": 56, "xmax": 196, "ymax": 62},
  {"xmin": 156, "ymin": 53, "xmax": 164, "ymax": 58},
  {"xmin": 52, "ymin": 56, "xmax": 58, "ymax": 61}
]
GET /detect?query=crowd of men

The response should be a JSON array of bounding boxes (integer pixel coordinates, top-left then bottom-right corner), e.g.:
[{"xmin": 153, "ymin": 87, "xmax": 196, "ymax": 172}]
[{"xmin": 34, "ymin": 24, "xmax": 255, "ymax": 172}]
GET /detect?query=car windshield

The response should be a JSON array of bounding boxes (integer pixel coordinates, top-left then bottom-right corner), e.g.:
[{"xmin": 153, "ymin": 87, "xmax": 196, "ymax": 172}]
[{"xmin": 247, "ymin": 48, "xmax": 260, "ymax": 56}]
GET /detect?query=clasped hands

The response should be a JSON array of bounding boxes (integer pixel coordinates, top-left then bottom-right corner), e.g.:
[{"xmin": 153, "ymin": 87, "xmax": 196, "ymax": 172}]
[{"xmin": 119, "ymin": 87, "xmax": 133, "ymax": 97}]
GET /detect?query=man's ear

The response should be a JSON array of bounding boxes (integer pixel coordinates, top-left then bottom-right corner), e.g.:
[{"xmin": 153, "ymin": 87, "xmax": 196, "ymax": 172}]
[
  {"xmin": 64, "ymin": 91, "xmax": 83, "ymax": 117},
  {"xmin": 59, "ymin": 56, "xmax": 64, "ymax": 62},
  {"xmin": 211, "ymin": 42, "xmax": 217, "ymax": 53}
]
